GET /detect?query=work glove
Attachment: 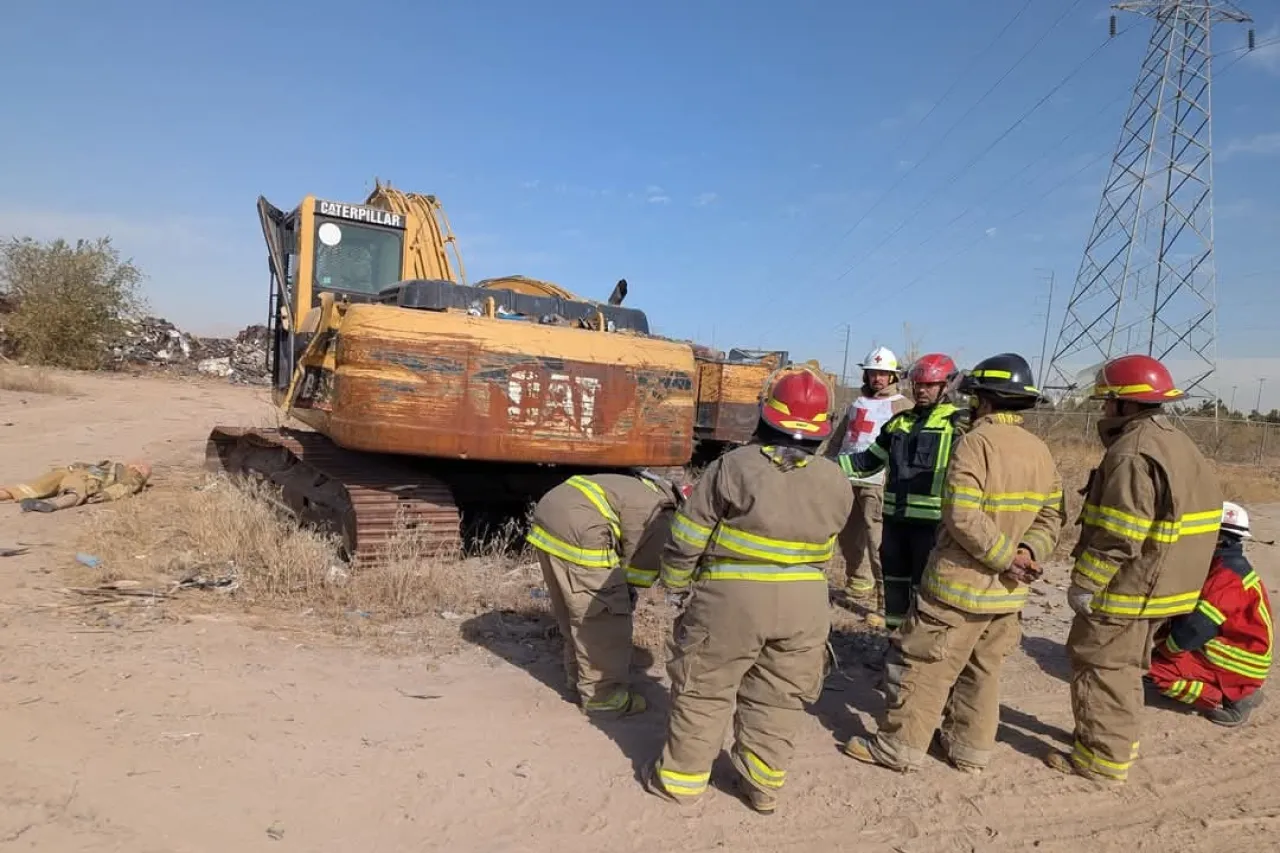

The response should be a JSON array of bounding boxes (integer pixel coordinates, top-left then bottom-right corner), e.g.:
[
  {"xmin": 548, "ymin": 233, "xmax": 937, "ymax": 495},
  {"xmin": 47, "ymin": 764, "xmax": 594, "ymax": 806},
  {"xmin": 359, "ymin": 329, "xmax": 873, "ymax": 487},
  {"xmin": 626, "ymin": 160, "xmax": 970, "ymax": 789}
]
[{"xmin": 1067, "ymin": 584, "xmax": 1095, "ymax": 617}]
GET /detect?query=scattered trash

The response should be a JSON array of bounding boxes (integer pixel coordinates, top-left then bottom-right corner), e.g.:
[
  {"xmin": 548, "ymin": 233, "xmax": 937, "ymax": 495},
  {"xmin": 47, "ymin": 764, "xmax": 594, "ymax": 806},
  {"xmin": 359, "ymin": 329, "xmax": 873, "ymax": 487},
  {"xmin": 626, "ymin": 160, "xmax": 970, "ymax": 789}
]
[
  {"xmin": 75, "ymin": 553, "xmax": 101, "ymax": 568},
  {"xmin": 106, "ymin": 317, "xmax": 271, "ymax": 385},
  {"xmin": 266, "ymin": 823, "xmax": 285, "ymax": 841},
  {"xmin": 396, "ymin": 687, "xmax": 443, "ymax": 701},
  {"xmin": 0, "ymin": 546, "xmax": 29, "ymax": 557}
]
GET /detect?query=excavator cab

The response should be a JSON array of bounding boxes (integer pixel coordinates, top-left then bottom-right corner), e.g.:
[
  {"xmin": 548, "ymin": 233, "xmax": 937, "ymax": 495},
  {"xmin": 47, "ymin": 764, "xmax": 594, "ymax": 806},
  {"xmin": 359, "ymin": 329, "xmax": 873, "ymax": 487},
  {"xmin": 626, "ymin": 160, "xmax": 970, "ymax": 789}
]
[{"xmin": 257, "ymin": 193, "xmax": 442, "ymax": 392}]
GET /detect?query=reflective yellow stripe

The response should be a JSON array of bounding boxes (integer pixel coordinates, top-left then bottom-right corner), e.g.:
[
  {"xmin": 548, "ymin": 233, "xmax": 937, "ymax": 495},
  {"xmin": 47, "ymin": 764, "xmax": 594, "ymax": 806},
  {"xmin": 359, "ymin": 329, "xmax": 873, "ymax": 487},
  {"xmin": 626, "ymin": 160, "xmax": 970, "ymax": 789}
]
[
  {"xmin": 566, "ymin": 476, "xmax": 623, "ymax": 541},
  {"xmin": 661, "ymin": 561, "xmax": 695, "ymax": 589},
  {"xmin": 981, "ymin": 533, "xmax": 1015, "ymax": 571},
  {"xmin": 1070, "ymin": 740, "xmax": 1137, "ymax": 780},
  {"xmin": 698, "ymin": 561, "xmax": 827, "ymax": 583},
  {"xmin": 657, "ymin": 766, "xmax": 710, "ymax": 797},
  {"xmin": 670, "ymin": 511, "xmax": 712, "ymax": 549},
  {"xmin": 1022, "ymin": 528, "xmax": 1053, "ymax": 559},
  {"xmin": 1203, "ymin": 638, "xmax": 1271, "ymax": 679},
  {"xmin": 1081, "ymin": 504, "xmax": 1222, "ymax": 544},
  {"xmin": 945, "ymin": 485, "xmax": 1064, "ymax": 513},
  {"xmin": 525, "ymin": 524, "xmax": 619, "ymax": 568},
  {"xmin": 1196, "ymin": 599, "xmax": 1227, "ymax": 625},
  {"xmin": 711, "ymin": 523, "xmax": 835, "ymax": 565},
  {"xmin": 1073, "ymin": 551, "xmax": 1121, "ymax": 587},
  {"xmin": 741, "ymin": 749, "xmax": 786, "ymax": 790},
  {"xmin": 922, "ymin": 572, "xmax": 1029, "ymax": 613},
  {"xmin": 1092, "ymin": 588, "xmax": 1200, "ymax": 618},
  {"xmin": 1163, "ymin": 679, "xmax": 1204, "ymax": 705},
  {"xmin": 626, "ymin": 566, "xmax": 657, "ymax": 587}
]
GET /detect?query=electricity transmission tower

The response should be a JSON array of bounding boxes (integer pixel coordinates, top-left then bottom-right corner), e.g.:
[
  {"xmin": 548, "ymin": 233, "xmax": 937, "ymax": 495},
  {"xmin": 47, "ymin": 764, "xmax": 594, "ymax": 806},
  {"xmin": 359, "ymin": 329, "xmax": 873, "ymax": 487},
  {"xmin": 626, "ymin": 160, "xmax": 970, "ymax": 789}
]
[{"xmin": 1046, "ymin": 1, "xmax": 1253, "ymax": 401}]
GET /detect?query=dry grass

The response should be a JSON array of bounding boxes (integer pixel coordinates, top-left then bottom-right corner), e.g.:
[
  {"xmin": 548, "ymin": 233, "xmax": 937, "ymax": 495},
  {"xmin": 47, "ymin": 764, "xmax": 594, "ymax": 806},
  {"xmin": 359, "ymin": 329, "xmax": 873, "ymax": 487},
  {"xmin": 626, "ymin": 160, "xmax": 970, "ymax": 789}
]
[
  {"xmin": 0, "ymin": 364, "xmax": 75, "ymax": 395},
  {"xmin": 78, "ymin": 472, "xmax": 548, "ymax": 648}
]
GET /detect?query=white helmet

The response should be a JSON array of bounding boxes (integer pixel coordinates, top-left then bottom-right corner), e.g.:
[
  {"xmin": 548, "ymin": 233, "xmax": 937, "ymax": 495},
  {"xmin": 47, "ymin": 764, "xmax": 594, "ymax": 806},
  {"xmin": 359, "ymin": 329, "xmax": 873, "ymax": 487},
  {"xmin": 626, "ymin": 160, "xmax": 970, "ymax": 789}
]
[
  {"xmin": 858, "ymin": 346, "xmax": 901, "ymax": 374},
  {"xmin": 1221, "ymin": 501, "xmax": 1252, "ymax": 539}
]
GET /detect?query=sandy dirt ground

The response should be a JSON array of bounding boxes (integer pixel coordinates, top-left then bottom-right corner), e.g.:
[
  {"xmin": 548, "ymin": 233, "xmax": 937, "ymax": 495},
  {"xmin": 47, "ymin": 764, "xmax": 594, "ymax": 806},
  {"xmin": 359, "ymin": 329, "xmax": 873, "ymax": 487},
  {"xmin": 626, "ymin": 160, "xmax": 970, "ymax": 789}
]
[{"xmin": 1, "ymin": 371, "xmax": 1278, "ymax": 853}]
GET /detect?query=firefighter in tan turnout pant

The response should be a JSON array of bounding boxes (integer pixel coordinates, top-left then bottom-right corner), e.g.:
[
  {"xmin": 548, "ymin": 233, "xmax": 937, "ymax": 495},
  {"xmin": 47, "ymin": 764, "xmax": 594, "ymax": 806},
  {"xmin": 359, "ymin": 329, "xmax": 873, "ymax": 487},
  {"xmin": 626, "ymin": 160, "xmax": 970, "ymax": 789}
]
[
  {"xmin": 644, "ymin": 369, "xmax": 853, "ymax": 814},
  {"xmin": 826, "ymin": 346, "xmax": 913, "ymax": 614},
  {"xmin": 1047, "ymin": 354, "xmax": 1224, "ymax": 785},
  {"xmin": 526, "ymin": 471, "xmax": 682, "ymax": 716},
  {"xmin": 844, "ymin": 353, "xmax": 1065, "ymax": 773}
]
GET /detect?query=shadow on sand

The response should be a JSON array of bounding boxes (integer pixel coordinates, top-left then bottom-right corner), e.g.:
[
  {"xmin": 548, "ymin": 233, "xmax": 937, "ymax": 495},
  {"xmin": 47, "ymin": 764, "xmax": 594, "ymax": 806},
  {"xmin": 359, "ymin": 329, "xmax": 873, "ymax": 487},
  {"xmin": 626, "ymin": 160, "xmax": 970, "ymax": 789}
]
[{"xmin": 460, "ymin": 607, "xmax": 668, "ymax": 777}]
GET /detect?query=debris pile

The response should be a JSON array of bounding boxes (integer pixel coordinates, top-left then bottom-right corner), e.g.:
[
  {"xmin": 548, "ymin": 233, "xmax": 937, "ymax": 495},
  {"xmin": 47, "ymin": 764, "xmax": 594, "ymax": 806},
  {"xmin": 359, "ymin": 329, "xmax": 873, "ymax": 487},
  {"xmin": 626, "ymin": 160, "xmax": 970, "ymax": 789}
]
[{"xmin": 109, "ymin": 317, "xmax": 271, "ymax": 384}]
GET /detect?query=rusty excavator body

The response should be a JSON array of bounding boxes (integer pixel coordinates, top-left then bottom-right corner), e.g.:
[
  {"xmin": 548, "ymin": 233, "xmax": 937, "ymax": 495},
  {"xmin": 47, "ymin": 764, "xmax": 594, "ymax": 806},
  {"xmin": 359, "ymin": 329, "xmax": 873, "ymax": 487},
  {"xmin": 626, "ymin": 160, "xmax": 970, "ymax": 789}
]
[{"xmin": 205, "ymin": 180, "xmax": 831, "ymax": 565}]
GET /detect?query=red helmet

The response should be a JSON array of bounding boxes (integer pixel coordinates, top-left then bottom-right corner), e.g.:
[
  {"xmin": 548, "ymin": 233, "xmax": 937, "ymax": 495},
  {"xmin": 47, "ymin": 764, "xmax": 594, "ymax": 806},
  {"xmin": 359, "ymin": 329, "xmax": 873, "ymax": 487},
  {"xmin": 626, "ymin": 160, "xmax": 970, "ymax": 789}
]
[
  {"xmin": 1089, "ymin": 354, "xmax": 1184, "ymax": 403},
  {"xmin": 909, "ymin": 353, "xmax": 957, "ymax": 385},
  {"xmin": 760, "ymin": 369, "xmax": 833, "ymax": 440}
]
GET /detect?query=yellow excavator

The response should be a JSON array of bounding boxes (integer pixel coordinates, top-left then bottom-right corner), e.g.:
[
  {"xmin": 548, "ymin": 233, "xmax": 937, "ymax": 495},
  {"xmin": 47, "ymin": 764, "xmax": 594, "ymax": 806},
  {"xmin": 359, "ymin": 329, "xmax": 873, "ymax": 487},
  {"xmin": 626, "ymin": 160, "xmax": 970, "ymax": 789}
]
[{"xmin": 206, "ymin": 179, "xmax": 826, "ymax": 565}]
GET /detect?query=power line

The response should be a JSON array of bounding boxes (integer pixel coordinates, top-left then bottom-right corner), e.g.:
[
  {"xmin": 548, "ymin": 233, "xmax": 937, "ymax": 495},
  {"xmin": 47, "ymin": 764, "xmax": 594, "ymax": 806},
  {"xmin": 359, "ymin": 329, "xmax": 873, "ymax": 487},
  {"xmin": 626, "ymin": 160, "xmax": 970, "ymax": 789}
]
[
  {"xmin": 827, "ymin": 19, "xmax": 1142, "ymax": 286},
  {"xmin": 856, "ymin": 33, "xmax": 1274, "ymax": 302},
  {"xmin": 769, "ymin": 0, "xmax": 1081, "ymax": 285},
  {"xmin": 852, "ymin": 37, "xmax": 1276, "ymax": 276}
]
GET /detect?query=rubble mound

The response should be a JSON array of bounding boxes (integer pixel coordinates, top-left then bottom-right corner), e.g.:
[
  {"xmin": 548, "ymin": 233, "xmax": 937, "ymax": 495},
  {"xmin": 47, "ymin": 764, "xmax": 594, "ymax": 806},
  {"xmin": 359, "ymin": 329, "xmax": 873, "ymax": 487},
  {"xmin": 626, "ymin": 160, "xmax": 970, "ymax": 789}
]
[{"xmin": 109, "ymin": 317, "xmax": 271, "ymax": 385}]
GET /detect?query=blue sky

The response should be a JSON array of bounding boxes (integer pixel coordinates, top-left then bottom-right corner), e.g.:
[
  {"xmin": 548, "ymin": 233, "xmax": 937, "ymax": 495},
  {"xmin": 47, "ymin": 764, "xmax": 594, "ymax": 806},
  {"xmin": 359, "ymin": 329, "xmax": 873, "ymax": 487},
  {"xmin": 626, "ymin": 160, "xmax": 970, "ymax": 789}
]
[{"xmin": 2, "ymin": 0, "xmax": 1278, "ymax": 409}]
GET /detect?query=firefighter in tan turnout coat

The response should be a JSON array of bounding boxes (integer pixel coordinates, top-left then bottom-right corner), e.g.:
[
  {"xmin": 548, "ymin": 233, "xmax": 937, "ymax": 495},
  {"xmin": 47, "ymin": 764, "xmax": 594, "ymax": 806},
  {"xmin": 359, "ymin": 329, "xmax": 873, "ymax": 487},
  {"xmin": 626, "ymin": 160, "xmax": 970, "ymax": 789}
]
[
  {"xmin": 844, "ymin": 353, "xmax": 1065, "ymax": 774},
  {"xmin": 526, "ymin": 471, "xmax": 682, "ymax": 716},
  {"xmin": 1047, "ymin": 354, "xmax": 1224, "ymax": 785},
  {"xmin": 644, "ymin": 368, "xmax": 853, "ymax": 815}
]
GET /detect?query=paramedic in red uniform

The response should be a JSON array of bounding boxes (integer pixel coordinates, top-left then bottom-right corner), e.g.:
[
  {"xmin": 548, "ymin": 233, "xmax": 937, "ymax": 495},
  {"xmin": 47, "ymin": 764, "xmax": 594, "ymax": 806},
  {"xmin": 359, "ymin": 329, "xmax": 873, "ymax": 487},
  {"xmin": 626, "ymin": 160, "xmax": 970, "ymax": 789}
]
[{"xmin": 1146, "ymin": 501, "xmax": 1271, "ymax": 727}]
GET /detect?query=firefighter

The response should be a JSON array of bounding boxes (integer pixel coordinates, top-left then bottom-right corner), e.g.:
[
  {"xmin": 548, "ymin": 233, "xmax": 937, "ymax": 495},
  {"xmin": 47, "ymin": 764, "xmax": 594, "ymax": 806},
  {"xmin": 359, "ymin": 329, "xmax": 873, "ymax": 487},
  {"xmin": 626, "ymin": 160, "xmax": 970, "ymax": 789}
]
[
  {"xmin": 0, "ymin": 460, "xmax": 152, "ymax": 512},
  {"xmin": 843, "ymin": 352, "xmax": 1065, "ymax": 774},
  {"xmin": 525, "ymin": 470, "xmax": 683, "ymax": 717},
  {"xmin": 1146, "ymin": 500, "xmax": 1271, "ymax": 727},
  {"xmin": 1046, "ymin": 354, "xmax": 1224, "ymax": 785},
  {"xmin": 643, "ymin": 368, "xmax": 853, "ymax": 815},
  {"xmin": 839, "ymin": 353, "xmax": 967, "ymax": 629},
  {"xmin": 826, "ymin": 346, "xmax": 913, "ymax": 623}
]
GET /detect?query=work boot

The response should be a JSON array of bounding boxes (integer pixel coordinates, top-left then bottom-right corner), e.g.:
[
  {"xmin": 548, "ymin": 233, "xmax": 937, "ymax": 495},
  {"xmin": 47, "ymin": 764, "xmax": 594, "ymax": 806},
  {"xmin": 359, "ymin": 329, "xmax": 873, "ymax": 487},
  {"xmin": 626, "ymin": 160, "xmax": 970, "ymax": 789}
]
[
  {"xmin": 842, "ymin": 736, "xmax": 909, "ymax": 772},
  {"xmin": 1044, "ymin": 750, "xmax": 1124, "ymax": 786},
  {"xmin": 1205, "ymin": 689, "xmax": 1265, "ymax": 728},
  {"xmin": 584, "ymin": 691, "xmax": 647, "ymax": 719},
  {"xmin": 728, "ymin": 751, "xmax": 778, "ymax": 816},
  {"xmin": 932, "ymin": 732, "xmax": 983, "ymax": 775},
  {"xmin": 641, "ymin": 761, "xmax": 699, "ymax": 808}
]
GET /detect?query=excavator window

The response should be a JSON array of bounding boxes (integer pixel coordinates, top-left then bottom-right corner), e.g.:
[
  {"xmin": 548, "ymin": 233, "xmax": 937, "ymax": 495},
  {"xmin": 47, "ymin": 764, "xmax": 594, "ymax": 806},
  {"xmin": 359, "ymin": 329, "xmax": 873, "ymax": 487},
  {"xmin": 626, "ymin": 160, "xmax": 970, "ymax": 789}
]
[{"xmin": 312, "ymin": 218, "xmax": 404, "ymax": 301}]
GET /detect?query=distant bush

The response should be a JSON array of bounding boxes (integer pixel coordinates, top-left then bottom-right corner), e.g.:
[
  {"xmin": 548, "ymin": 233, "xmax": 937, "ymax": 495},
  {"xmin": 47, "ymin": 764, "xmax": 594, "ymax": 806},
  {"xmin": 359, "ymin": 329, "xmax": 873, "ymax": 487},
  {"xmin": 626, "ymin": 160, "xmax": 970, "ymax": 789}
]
[{"xmin": 0, "ymin": 236, "xmax": 146, "ymax": 369}]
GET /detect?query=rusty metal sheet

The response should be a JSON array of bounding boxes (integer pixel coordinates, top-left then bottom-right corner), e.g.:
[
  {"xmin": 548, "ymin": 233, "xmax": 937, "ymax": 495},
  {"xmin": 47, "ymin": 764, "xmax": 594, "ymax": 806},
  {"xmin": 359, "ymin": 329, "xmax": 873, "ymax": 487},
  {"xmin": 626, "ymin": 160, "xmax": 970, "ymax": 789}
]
[
  {"xmin": 693, "ymin": 359, "xmax": 774, "ymax": 444},
  {"xmin": 323, "ymin": 309, "xmax": 697, "ymax": 467}
]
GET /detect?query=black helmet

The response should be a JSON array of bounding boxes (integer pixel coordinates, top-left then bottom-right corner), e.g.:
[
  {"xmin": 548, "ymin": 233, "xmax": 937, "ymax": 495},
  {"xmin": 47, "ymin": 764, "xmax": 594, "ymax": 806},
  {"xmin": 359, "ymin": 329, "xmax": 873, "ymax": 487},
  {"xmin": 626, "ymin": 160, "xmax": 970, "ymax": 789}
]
[{"xmin": 957, "ymin": 353, "xmax": 1044, "ymax": 409}]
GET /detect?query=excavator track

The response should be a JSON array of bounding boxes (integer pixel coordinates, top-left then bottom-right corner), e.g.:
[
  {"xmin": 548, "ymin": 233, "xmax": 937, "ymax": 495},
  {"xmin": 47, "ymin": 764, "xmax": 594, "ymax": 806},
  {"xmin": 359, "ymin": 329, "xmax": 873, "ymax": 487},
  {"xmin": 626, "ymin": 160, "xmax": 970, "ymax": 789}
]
[{"xmin": 204, "ymin": 426, "xmax": 462, "ymax": 568}]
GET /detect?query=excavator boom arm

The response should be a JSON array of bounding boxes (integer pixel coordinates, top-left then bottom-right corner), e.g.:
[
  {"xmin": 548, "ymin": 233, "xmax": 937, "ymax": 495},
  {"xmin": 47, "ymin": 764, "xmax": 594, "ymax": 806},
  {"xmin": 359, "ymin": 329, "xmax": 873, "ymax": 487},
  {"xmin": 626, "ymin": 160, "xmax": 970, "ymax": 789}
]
[{"xmin": 365, "ymin": 180, "xmax": 467, "ymax": 285}]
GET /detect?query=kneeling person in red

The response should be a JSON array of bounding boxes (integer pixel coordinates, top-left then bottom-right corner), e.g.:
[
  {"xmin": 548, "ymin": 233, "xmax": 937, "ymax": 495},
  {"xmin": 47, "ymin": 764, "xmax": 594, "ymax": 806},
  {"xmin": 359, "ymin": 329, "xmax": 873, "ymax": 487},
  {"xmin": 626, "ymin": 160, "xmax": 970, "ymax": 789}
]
[{"xmin": 1147, "ymin": 501, "xmax": 1271, "ymax": 727}]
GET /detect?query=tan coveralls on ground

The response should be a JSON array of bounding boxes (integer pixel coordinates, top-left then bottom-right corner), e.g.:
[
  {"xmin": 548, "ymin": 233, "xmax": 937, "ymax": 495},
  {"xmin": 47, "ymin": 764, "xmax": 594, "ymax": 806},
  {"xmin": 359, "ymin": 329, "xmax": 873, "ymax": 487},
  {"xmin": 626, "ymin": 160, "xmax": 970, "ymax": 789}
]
[
  {"xmin": 0, "ymin": 461, "xmax": 151, "ymax": 511},
  {"xmin": 647, "ymin": 443, "xmax": 854, "ymax": 808},
  {"xmin": 1055, "ymin": 411, "xmax": 1223, "ymax": 784},
  {"xmin": 827, "ymin": 386, "xmax": 913, "ymax": 604},
  {"xmin": 847, "ymin": 412, "xmax": 1065, "ymax": 771},
  {"xmin": 525, "ymin": 473, "xmax": 678, "ymax": 715}
]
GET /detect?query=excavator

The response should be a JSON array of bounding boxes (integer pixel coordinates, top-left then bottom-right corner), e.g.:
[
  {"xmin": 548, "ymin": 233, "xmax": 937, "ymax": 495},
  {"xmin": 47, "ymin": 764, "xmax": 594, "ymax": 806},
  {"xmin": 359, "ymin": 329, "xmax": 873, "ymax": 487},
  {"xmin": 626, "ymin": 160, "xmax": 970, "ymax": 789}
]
[{"xmin": 205, "ymin": 180, "xmax": 829, "ymax": 565}]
